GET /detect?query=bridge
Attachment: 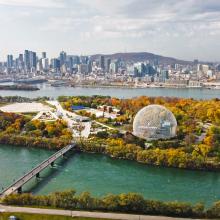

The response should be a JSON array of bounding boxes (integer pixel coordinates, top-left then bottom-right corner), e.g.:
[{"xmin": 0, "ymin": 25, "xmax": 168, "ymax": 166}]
[{"xmin": 0, "ymin": 143, "xmax": 76, "ymax": 198}]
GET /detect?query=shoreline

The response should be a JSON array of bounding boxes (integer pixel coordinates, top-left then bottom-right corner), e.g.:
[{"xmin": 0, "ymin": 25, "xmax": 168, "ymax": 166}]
[
  {"xmin": 71, "ymin": 84, "xmax": 212, "ymax": 90},
  {"xmin": 1, "ymin": 140, "xmax": 219, "ymax": 173}
]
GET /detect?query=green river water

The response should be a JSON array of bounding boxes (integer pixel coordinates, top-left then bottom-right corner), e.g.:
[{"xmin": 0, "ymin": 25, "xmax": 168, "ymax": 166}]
[{"xmin": 0, "ymin": 144, "xmax": 220, "ymax": 206}]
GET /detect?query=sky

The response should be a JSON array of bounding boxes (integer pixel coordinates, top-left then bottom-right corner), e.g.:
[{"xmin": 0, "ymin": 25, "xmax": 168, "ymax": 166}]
[{"xmin": 0, "ymin": 0, "xmax": 220, "ymax": 61}]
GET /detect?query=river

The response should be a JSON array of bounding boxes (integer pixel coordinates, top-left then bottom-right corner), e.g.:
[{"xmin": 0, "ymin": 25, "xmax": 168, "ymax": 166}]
[
  {"xmin": 0, "ymin": 82, "xmax": 219, "ymax": 99},
  {"xmin": 1, "ymin": 144, "xmax": 220, "ymax": 206}
]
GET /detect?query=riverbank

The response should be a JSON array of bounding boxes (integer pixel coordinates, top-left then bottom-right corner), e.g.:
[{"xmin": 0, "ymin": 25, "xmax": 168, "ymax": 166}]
[
  {"xmin": 1, "ymin": 190, "xmax": 210, "ymax": 219},
  {"xmin": 78, "ymin": 139, "xmax": 220, "ymax": 172},
  {"xmin": 71, "ymin": 83, "xmax": 216, "ymax": 90}
]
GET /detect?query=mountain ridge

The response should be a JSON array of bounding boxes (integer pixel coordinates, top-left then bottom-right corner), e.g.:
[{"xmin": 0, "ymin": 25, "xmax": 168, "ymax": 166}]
[{"xmin": 90, "ymin": 52, "xmax": 192, "ymax": 65}]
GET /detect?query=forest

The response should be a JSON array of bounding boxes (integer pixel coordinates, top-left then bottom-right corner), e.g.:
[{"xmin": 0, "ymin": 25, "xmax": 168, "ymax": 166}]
[{"xmin": 0, "ymin": 111, "xmax": 72, "ymax": 149}]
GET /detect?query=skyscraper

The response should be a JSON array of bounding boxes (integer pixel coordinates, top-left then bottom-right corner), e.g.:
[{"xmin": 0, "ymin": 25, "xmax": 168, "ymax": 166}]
[
  {"xmin": 60, "ymin": 51, "xmax": 67, "ymax": 66},
  {"xmin": 42, "ymin": 52, "xmax": 47, "ymax": 59},
  {"xmin": 99, "ymin": 55, "xmax": 105, "ymax": 70},
  {"xmin": 7, "ymin": 55, "xmax": 13, "ymax": 68},
  {"xmin": 109, "ymin": 60, "xmax": 119, "ymax": 73},
  {"xmin": 104, "ymin": 58, "xmax": 111, "ymax": 72},
  {"xmin": 80, "ymin": 56, "xmax": 89, "ymax": 64},
  {"xmin": 51, "ymin": 58, "xmax": 60, "ymax": 71},
  {"xmin": 30, "ymin": 51, "xmax": 37, "ymax": 69},
  {"xmin": 42, "ymin": 58, "xmax": 49, "ymax": 71},
  {"xmin": 24, "ymin": 50, "xmax": 30, "ymax": 70},
  {"xmin": 24, "ymin": 50, "xmax": 37, "ymax": 71}
]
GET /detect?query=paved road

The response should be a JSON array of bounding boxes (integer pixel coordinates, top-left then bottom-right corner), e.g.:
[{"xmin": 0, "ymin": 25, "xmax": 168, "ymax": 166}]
[
  {"xmin": 195, "ymin": 123, "xmax": 212, "ymax": 143},
  {"xmin": 0, "ymin": 205, "xmax": 201, "ymax": 220},
  {"xmin": 93, "ymin": 120, "xmax": 127, "ymax": 134}
]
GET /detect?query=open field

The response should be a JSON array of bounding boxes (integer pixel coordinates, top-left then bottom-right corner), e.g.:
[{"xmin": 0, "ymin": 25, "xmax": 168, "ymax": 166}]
[{"xmin": 0, "ymin": 102, "xmax": 52, "ymax": 113}]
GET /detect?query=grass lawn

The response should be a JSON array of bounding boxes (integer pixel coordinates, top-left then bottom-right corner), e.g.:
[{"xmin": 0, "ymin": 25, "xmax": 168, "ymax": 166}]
[{"xmin": 0, "ymin": 213, "xmax": 112, "ymax": 220}]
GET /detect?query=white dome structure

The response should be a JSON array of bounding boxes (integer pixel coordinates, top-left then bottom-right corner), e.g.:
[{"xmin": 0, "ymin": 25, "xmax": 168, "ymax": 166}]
[{"xmin": 133, "ymin": 105, "xmax": 177, "ymax": 140}]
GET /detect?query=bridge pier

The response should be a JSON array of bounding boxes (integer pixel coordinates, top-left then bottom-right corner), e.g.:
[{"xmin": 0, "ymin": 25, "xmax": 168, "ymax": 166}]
[
  {"xmin": 51, "ymin": 161, "xmax": 55, "ymax": 167},
  {"xmin": 36, "ymin": 172, "xmax": 40, "ymax": 178},
  {"xmin": 62, "ymin": 152, "xmax": 67, "ymax": 158},
  {"xmin": 17, "ymin": 187, "xmax": 22, "ymax": 194}
]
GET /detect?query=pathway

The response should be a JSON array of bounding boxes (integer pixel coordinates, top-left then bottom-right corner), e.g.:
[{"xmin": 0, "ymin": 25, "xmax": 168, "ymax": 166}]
[{"xmin": 0, "ymin": 205, "xmax": 201, "ymax": 220}]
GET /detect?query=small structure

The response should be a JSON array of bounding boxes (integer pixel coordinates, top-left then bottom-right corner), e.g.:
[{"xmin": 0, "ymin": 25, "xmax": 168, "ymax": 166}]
[
  {"xmin": 32, "ymin": 110, "xmax": 58, "ymax": 121},
  {"xmin": 98, "ymin": 105, "xmax": 120, "ymax": 114},
  {"xmin": 133, "ymin": 105, "xmax": 177, "ymax": 140},
  {"xmin": 71, "ymin": 105, "xmax": 86, "ymax": 111},
  {"xmin": 84, "ymin": 105, "xmax": 120, "ymax": 119}
]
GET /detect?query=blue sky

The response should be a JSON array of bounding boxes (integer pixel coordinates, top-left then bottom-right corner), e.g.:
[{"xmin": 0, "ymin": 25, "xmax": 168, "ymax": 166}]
[{"xmin": 0, "ymin": 0, "xmax": 220, "ymax": 61}]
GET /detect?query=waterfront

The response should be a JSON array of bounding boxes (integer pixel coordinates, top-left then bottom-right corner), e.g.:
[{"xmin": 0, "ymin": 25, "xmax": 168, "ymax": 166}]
[
  {"xmin": 1, "ymin": 144, "xmax": 220, "ymax": 206},
  {"xmin": 0, "ymin": 82, "xmax": 220, "ymax": 99}
]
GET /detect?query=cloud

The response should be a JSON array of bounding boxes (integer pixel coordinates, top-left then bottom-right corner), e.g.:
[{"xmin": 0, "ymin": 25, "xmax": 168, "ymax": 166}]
[
  {"xmin": 0, "ymin": 0, "xmax": 65, "ymax": 8},
  {"xmin": 1, "ymin": 0, "xmax": 220, "ymax": 60}
]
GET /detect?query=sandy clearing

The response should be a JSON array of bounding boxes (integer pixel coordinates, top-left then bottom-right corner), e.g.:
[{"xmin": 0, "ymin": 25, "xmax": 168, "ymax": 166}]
[{"xmin": 0, "ymin": 102, "xmax": 52, "ymax": 113}]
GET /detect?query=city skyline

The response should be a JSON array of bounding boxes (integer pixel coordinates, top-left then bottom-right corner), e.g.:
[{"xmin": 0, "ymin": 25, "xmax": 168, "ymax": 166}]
[{"xmin": 0, "ymin": 0, "xmax": 220, "ymax": 61}]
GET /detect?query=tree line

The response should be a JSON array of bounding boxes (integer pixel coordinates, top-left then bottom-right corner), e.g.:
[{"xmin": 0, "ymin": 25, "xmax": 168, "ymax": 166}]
[
  {"xmin": 80, "ymin": 137, "xmax": 220, "ymax": 170},
  {"xmin": 3, "ymin": 190, "xmax": 220, "ymax": 218}
]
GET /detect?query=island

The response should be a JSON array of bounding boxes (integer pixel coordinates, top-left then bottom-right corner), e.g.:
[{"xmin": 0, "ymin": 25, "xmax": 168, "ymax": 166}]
[
  {"xmin": 1, "ymin": 95, "xmax": 220, "ymax": 219},
  {"xmin": 0, "ymin": 84, "xmax": 39, "ymax": 91}
]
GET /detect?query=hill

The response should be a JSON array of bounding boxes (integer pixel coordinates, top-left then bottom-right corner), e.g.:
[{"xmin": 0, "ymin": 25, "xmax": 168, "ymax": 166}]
[{"xmin": 90, "ymin": 52, "xmax": 192, "ymax": 65}]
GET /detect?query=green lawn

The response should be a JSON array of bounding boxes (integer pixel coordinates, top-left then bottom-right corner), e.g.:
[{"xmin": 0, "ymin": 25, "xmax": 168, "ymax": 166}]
[{"xmin": 0, "ymin": 213, "xmax": 112, "ymax": 220}]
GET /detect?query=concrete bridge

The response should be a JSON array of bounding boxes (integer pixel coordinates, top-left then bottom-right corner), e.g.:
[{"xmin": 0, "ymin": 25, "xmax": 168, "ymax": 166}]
[{"xmin": 0, "ymin": 143, "xmax": 76, "ymax": 198}]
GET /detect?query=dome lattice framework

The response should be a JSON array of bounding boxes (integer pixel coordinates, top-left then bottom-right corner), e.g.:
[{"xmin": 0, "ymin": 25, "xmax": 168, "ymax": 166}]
[{"xmin": 133, "ymin": 104, "xmax": 177, "ymax": 140}]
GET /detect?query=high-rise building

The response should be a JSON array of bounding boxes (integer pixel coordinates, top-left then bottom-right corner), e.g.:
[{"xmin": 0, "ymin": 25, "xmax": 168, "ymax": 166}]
[
  {"xmin": 134, "ymin": 62, "xmax": 145, "ymax": 77},
  {"xmin": 7, "ymin": 55, "xmax": 13, "ymax": 68},
  {"xmin": 78, "ymin": 64, "xmax": 88, "ymax": 74},
  {"xmin": 104, "ymin": 58, "xmax": 111, "ymax": 72},
  {"xmin": 72, "ymin": 56, "xmax": 80, "ymax": 65},
  {"xmin": 24, "ymin": 50, "xmax": 37, "ymax": 71},
  {"xmin": 60, "ymin": 51, "xmax": 67, "ymax": 66},
  {"xmin": 51, "ymin": 58, "xmax": 60, "ymax": 71},
  {"xmin": 160, "ymin": 70, "xmax": 169, "ymax": 82},
  {"xmin": 24, "ymin": 50, "xmax": 30, "ymax": 70},
  {"xmin": 66, "ymin": 56, "xmax": 73, "ymax": 70},
  {"xmin": 109, "ymin": 60, "xmax": 119, "ymax": 73},
  {"xmin": 30, "ymin": 51, "xmax": 37, "ymax": 69},
  {"xmin": 99, "ymin": 55, "xmax": 105, "ymax": 70},
  {"xmin": 42, "ymin": 58, "xmax": 49, "ymax": 71},
  {"xmin": 18, "ymin": 54, "xmax": 23, "ymax": 63},
  {"xmin": 193, "ymin": 59, "xmax": 199, "ymax": 66},
  {"xmin": 42, "ymin": 52, "xmax": 47, "ymax": 59},
  {"xmin": 145, "ymin": 64, "xmax": 156, "ymax": 75},
  {"xmin": 80, "ymin": 56, "xmax": 89, "ymax": 64},
  {"xmin": 87, "ymin": 60, "xmax": 92, "ymax": 73}
]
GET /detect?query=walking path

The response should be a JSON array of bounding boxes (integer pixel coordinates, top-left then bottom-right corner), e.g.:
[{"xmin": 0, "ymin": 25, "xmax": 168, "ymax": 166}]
[
  {"xmin": 47, "ymin": 100, "xmax": 91, "ymax": 138},
  {"xmin": 0, "ymin": 205, "xmax": 201, "ymax": 220}
]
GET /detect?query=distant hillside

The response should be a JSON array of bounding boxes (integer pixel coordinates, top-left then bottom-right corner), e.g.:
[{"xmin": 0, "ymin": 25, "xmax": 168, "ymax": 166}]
[{"xmin": 90, "ymin": 52, "xmax": 192, "ymax": 65}]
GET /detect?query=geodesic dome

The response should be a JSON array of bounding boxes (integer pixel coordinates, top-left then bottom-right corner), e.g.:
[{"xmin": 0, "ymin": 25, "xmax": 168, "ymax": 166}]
[{"xmin": 133, "ymin": 105, "xmax": 177, "ymax": 140}]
